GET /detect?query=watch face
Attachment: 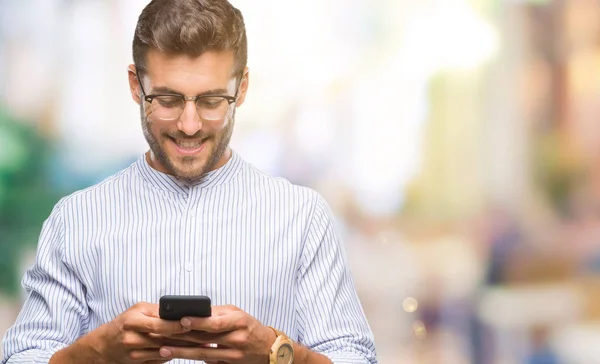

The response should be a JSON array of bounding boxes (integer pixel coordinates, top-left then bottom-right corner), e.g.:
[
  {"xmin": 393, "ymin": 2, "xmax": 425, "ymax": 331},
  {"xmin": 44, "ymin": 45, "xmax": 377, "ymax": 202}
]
[{"xmin": 276, "ymin": 343, "xmax": 294, "ymax": 364}]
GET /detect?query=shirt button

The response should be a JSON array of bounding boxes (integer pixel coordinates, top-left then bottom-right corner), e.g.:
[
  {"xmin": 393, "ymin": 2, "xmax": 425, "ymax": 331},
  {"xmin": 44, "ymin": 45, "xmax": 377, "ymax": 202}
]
[{"xmin": 185, "ymin": 263, "xmax": 193, "ymax": 272}]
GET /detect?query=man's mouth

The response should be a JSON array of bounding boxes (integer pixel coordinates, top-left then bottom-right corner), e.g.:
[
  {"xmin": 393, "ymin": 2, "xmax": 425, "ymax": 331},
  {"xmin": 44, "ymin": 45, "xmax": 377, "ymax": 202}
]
[{"xmin": 169, "ymin": 137, "xmax": 207, "ymax": 155}]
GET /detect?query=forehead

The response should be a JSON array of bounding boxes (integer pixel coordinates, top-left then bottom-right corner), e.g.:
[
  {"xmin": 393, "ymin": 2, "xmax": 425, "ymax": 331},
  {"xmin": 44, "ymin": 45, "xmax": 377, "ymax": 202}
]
[{"xmin": 144, "ymin": 49, "xmax": 237, "ymax": 93}]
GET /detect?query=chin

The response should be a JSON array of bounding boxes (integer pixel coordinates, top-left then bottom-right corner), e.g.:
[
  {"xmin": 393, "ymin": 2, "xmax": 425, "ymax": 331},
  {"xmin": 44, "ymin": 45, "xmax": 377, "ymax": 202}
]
[
  {"xmin": 171, "ymin": 161, "xmax": 208, "ymax": 180},
  {"xmin": 164, "ymin": 145, "xmax": 208, "ymax": 174}
]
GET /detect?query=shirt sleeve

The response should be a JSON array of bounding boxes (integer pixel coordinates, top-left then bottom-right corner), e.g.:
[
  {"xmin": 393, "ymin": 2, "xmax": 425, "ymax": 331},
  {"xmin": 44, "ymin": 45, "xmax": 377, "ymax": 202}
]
[
  {"xmin": 1, "ymin": 201, "xmax": 89, "ymax": 364},
  {"xmin": 296, "ymin": 193, "xmax": 378, "ymax": 364}
]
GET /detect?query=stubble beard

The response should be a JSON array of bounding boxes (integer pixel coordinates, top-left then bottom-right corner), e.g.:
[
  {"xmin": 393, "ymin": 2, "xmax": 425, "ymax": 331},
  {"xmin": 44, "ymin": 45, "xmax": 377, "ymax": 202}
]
[{"xmin": 140, "ymin": 106, "xmax": 235, "ymax": 182}]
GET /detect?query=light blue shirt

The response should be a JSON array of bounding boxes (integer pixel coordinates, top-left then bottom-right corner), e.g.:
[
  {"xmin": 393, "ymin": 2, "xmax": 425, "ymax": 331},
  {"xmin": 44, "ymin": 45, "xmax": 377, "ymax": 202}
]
[{"xmin": 2, "ymin": 151, "xmax": 377, "ymax": 364}]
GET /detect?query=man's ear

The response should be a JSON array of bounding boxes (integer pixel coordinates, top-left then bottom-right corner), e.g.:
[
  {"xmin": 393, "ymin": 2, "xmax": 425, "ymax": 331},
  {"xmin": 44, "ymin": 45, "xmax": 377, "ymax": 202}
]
[
  {"xmin": 127, "ymin": 64, "xmax": 142, "ymax": 104},
  {"xmin": 235, "ymin": 67, "xmax": 250, "ymax": 107}
]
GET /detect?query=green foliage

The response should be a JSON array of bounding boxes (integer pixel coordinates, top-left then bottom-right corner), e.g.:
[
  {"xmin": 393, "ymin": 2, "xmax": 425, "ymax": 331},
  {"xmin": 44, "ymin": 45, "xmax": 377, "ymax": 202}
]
[{"xmin": 0, "ymin": 107, "xmax": 61, "ymax": 296}]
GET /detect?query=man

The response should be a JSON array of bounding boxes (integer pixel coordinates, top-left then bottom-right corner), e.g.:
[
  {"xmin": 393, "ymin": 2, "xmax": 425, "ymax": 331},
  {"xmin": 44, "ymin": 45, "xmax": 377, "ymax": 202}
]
[{"xmin": 1, "ymin": 1, "xmax": 377, "ymax": 363}]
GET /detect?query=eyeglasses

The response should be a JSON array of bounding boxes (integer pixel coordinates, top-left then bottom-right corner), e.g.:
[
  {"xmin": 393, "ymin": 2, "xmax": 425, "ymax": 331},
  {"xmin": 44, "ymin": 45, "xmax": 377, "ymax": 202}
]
[{"xmin": 136, "ymin": 70, "xmax": 241, "ymax": 122}]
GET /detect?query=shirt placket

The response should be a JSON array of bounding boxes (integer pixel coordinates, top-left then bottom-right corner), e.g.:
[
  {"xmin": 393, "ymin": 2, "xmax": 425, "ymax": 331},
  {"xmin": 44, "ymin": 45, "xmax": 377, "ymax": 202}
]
[{"xmin": 183, "ymin": 187, "xmax": 199, "ymax": 294}]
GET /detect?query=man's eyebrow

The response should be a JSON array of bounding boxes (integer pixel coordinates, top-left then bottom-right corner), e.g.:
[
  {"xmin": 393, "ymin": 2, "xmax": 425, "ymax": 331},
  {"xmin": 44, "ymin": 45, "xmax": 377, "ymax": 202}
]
[{"xmin": 150, "ymin": 86, "xmax": 230, "ymax": 96}]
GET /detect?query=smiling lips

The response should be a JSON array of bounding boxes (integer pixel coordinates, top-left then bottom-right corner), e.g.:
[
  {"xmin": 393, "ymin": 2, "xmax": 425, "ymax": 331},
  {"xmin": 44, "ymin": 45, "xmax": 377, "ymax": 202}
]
[{"xmin": 170, "ymin": 137, "xmax": 207, "ymax": 156}]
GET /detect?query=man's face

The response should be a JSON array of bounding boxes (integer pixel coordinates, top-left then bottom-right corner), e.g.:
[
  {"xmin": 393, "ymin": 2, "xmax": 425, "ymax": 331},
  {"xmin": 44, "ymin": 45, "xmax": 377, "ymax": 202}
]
[{"xmin": 128, "ymin": 50, "xmax": 248, "ymax": 181}]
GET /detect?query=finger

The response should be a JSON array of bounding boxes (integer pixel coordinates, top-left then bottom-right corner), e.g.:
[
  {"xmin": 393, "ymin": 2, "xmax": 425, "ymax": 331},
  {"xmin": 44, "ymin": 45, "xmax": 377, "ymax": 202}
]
[
  {"xmin": 211, "ymin": 305, "xmax": 241, "ymax": 316},
  {"xmin": 169, "ymin": 331, "xmax": 219, "ymax": 344},
  {"xmin": 170, "ymin": 332, "xmax": 236, "ymax": 351},
  {"xmin": 178, "ymin": 330, "xmax": 254, "ymax": 350},
  {"xmin": 161, "ymin": 337, "xmax": 202, "ymax": 348},
  {"xmin": 122, "ymin": 314, "xmax": 190, "ymax": 336},
  {"xmin": 182, "ymin": 311, "xmax": 245, "ymax": 333},
  {"xmin": 122, "ymin": 332, "xmax": 167, "ymax": 349},
  {"xmin": 149, "ymin": 332, "xmax": 196, "ymax": 346},
  {"xmin": 124, "ymin": 348, "xmax": 164, "ymax": 362},
  {"xmin": 133, "ymin": 301, "xmax": 160, "ymax": 317},
  {"xmin": 159, "ymin": 345, "xmax": 240, "ymax": 362},
  {"xmin": 166, "ymin": 333, "xmax": 234, "ymax": 348}
]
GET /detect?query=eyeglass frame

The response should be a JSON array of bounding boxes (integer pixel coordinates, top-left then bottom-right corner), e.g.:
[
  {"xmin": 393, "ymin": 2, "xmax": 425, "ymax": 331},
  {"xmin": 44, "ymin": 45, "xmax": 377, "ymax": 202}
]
[{"xmin": 135, "ymin": 69, "xmax": 244, "ymax": 121}]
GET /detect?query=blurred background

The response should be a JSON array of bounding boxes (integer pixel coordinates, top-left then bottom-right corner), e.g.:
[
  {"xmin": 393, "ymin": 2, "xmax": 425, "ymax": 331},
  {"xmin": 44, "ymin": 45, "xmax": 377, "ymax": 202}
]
[{"xmin": 2, "ymin": 0, "xmax": 600, "ymax": 363}]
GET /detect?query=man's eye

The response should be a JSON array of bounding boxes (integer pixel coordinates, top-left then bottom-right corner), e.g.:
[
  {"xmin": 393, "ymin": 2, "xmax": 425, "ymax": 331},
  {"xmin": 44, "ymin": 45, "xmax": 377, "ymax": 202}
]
[
  {"xmin": 154, "ymin": 96, "xmax": 182, "ymax": 108},
  {"xmin": 198, "ymin": 98, "xmax": 225, "ymax": 109}
]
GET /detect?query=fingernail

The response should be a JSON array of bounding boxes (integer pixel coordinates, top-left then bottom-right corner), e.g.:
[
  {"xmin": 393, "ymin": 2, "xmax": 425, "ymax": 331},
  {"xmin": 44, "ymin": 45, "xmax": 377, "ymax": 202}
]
[
  {"xmin": 181, "ymin": 318, "xmax": 191, "ymax": 328},
  {"xmin": 160, "ymin": 348, "xmax": 172, "ymax": 358}
]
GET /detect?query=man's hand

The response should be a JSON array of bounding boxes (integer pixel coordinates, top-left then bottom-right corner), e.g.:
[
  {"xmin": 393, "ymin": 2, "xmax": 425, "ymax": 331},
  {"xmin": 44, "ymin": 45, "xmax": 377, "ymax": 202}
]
[
  {"xmin": 50, "ymin": 302, "xmax": 192, "ymax": 364},
  {"xmin": 158, "ymin": 305, "xmax": 277, "ymax": 364}
]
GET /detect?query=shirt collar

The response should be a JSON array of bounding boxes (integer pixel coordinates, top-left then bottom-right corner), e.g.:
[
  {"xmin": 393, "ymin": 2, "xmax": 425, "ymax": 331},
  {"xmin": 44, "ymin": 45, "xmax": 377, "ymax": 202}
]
[{"xmin": 135, "ymin": 149, "xmax": 243, "ymax": 194}]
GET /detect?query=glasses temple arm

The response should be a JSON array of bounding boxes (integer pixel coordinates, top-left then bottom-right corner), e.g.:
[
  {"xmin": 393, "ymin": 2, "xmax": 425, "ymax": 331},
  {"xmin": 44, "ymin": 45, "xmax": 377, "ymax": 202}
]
[{"xmin": 135, "ymin": 70, "xmax": 148, "ymax": 98}]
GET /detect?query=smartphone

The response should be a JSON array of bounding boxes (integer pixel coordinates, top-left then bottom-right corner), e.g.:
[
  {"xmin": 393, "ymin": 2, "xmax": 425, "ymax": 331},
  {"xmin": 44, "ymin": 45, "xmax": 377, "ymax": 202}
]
[{"xmin": 159, "ymin": 295, "xmax": 212, "ymax": 321}]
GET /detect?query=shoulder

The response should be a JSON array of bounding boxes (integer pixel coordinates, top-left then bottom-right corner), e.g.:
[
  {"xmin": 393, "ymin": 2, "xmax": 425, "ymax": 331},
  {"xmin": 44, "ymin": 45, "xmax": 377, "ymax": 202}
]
[
  {"xmin": 237, "ymin": 158, "xmax": 325, "ymax": 210},
  {"xmin": 52, "ymin": 161, "xmax": 139, "ymax": 214},
  {"xmin": 35, "ymin": 162, "xmax": 138, "ymax": 251}
]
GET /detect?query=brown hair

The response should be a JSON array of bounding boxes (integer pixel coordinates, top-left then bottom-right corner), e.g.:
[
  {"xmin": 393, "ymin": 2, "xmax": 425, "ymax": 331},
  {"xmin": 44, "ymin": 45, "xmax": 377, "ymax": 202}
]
[{"xmin": 133, "ymin": 0, "xmax": 247, "ymax": 77}]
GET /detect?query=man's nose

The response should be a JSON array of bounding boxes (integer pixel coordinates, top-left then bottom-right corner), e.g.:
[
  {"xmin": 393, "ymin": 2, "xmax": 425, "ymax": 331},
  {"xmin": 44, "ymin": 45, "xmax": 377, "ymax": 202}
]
[{"xmin": 177, "ymin": 101, "xmax": 202, "ymax": 136}]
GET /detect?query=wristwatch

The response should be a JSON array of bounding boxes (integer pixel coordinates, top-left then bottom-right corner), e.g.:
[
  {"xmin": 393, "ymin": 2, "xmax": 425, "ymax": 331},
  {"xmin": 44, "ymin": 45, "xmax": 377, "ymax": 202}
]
[{"xmin": 268, "ymin": 326, "xmax": 294, "ymax": 364}]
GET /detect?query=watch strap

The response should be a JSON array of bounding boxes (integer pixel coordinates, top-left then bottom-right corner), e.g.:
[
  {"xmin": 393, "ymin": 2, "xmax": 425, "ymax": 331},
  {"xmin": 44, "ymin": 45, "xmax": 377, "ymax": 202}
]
[{"xmin": 268, "ymin": 326, "xmax": 286, "ymax": 338}]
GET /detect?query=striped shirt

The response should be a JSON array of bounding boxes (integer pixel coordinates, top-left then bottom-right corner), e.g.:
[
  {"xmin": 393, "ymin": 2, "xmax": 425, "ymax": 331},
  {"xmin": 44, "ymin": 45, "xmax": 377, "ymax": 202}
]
[{"xmin": 1, "ymin": 151, "xmax": 377, "ymax": 364}]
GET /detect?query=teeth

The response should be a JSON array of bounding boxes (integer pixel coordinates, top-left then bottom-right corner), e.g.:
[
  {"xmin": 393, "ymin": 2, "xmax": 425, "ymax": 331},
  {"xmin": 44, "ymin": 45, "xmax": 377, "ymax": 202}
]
[{"xmin": 175, "ymin": 140, "xmax": 203, "ymax": 149}]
